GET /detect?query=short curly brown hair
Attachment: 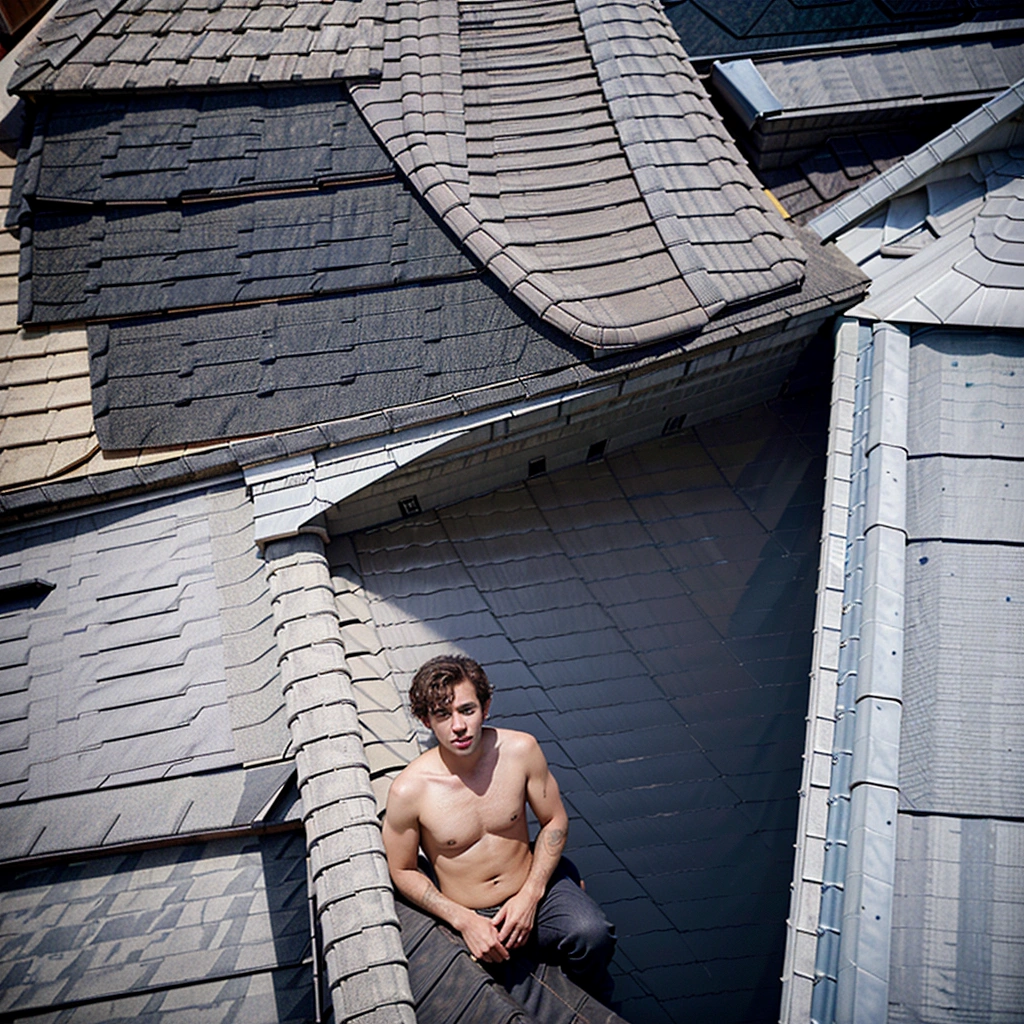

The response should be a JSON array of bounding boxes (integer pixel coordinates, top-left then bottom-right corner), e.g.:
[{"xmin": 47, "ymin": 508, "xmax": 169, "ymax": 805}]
[{"xmin": 409, "ymin": 655, "xmax": 493, "ymax": 722}]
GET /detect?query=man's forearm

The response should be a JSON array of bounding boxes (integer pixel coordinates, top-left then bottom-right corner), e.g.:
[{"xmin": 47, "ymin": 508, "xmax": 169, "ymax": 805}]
[
  {"xmin": 522, "ymin": 817, "xmax": 568, "ymax": 898},
  {"xmin": 393, "ymin": 868, "xmax": 472, "ymax": 931}
]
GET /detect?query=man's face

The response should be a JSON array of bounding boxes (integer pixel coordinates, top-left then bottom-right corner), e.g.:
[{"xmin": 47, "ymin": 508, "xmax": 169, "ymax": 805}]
[{"xmin": 424, "ymin": 678, "xmax": 490, "ymax": 757}]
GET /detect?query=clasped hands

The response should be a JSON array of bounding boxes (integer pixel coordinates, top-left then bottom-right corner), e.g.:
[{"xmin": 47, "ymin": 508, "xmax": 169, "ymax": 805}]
[{"xmin": 458, "ymin": 885, "xmax": 541, "ymax": 963}]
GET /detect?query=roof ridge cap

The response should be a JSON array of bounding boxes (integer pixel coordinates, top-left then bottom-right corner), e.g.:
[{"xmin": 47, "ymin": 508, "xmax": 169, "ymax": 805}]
[{"xmin": 811, "ymin": 78, "xmax": 1024, "ymax": 242}]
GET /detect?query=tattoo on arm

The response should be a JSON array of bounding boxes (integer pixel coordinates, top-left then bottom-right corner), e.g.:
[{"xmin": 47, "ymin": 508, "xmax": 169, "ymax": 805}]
[{"xmin": 543, "ymin": 826, "xmax": 566, "ymax": 854}]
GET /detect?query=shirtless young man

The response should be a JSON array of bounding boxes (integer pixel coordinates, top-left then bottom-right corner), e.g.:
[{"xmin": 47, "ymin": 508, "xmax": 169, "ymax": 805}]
[{"xmin": 382, "ymin": 655, "xmax": 615, "ymax": 1001}]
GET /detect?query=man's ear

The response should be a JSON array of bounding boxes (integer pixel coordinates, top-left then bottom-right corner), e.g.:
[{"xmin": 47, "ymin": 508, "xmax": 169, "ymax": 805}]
[{"xmin": 483, "ymin": 699, "xmax": 491, "ymax": 719}]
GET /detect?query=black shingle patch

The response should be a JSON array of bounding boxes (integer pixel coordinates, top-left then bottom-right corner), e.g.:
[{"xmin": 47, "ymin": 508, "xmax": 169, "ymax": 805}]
[
  {"xmin": 9, "ymin": 0, "xmax": 387, "ymax": 94},
  {"xmin": 24, "ymin": 177, "xmax": 472, "ymax": 324},
  {"xmin": 18, "ymin": 86, "xmax": 392, "ymax": 207},
  {"xmin": 663, "ymin": 0, "xmax": 1016, "ymax": 64},
  {"xmin": 88, "ymin": 275, "xmax": 583, "ymax": 448}
]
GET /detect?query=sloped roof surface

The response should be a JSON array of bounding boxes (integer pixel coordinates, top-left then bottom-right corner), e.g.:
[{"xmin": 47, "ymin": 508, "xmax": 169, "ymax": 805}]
[
  {"xmin": 0, "ymin": 832, "xmax": 313, "ymax": 1021},
  {"xmin": 851, "ymin": 150, "xmax": 1024, "ymax": 327},
  {"xmin": 662, "ymin": 0, "xmax": 1020, "ymax": 60},
  {"xmin": 9, "ymin": 0, "xmax": 387, "ymax": 93},
  {"xmin": 21, "ymin": 176, "xmax": 470, "ymax": 324},
  {"xmin": 889, "ymin": 327, "xmax": 1024, "ymax": 1021},
  {"xmin": 351, "ymin": 0, "xmax": 805, "ymax": 349},
  {"xmin": 0, "ymin": 485, "xmax": 241, "ymax": 805},
  {"xmin": 348, "ymin": 384, "xmax": 831, "ymax": 1020},
  {"xmin": 811, "ymin": 77, "xmax": 1024, "ymax": 240},
  {"xmin": 9, "ymin": 0, "xmax": 809, "ymax": 355},
  {"xmin": 759, "ymin": 127, "xmax": 938, "ymax": 224},
  {"xmin": 750, "ymin": 28, "xmax": 1024, "ymax": 116},
  {"xmin": 12, "ymin": 85, "xmax": 393, "ymax": 207},
  {"xmin": 803, "ymin": 77, "xmax": 1024, "ymax": 329},
  {"xmin": 83, "ymin": 222, "xmax": 858, "ymax": 450}
]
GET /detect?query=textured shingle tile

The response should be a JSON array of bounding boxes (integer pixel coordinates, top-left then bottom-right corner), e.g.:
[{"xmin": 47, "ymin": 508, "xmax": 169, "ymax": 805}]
[
  {"xmin": 0, "ymin": 833, "xmax": 311, "ymax": 1016},
  {"xmin": 11, "ymin": 0, "xmax": 387, "ymax": 93},
  {"xmin": 350, "ymin": 392, "xmax": 830, "ymax": 1018}
]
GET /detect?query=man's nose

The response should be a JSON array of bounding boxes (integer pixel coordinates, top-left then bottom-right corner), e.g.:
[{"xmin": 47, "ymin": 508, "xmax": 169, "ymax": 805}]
[{"xmin": 452, "ymin": 712, "xmax": 466, "ymax": 731}]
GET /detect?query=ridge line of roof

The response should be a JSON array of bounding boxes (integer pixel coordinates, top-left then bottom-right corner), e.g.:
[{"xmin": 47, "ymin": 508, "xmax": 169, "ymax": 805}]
[{"xmin": 810, "ymin": 77, "xmax": 1024, "ymax": 241}]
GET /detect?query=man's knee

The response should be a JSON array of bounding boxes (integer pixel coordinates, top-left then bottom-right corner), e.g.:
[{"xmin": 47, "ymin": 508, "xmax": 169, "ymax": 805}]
[{"xmin": 561, "ymin": 904, "xmax": 616, "ymax": 964}]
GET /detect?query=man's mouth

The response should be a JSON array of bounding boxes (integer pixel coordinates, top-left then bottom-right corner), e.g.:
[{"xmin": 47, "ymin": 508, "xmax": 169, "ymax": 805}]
[{"xmin": 452, "ymin": 736, "xmax": 473, "ymax": 749}]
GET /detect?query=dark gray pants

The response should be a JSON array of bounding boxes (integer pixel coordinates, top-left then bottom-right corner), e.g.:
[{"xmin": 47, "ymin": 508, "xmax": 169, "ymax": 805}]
[{"xmin": 485, "ymin": 857, "xmax": 617, "ymax": 1004}]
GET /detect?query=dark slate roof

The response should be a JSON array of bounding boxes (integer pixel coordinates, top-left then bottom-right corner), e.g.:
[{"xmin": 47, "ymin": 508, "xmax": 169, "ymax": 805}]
[
  {"xmin": 758, "ymin": 126, "xmax": 939, "ymax": 224},
  {"xmin": 0, "ymin": 831, "xmax": 312, "ymax": 1021},
  {"xmin": 9, "ymin": 0, "xmax": 387, "ymax": 93},
  {"xmin": 398, "ymin": 897, "xmax": 628, "ymax": 1024},
  {"xmin": 12, "ymin": 84, "xmax": 392, "ymax": 208},
  {"xmin": 662, "ymin": 0, "xmax": 1021, "ymax": 62},
  {"xmin": 11, "ymin": 86, "xmax": 470, "ymax": 326},
  {"xmin": 350, "ymin": 385, "xmax": 831, "ymax": 1021},
  {"xmin": 21, "ymin": 178, "xmax": 471, "ymax": 323},
  {"xmin": 83, "ymin": 221, "xmax": 862, "ymax": 450}
]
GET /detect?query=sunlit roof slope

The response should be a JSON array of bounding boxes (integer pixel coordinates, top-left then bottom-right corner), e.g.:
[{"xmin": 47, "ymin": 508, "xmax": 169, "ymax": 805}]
[{"xmin": 9, "ymin": 0, "xmax": 808, "ymax": 353}]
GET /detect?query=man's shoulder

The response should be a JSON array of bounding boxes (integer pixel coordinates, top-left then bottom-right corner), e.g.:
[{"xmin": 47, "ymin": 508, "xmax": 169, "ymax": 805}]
[
  {"xmin": 493, "ymin": 727, "xmax": 541, "ymax": 758},
  {"xmin": 389, "ymin": 748, "xmax": 439, "ymax": 797}
]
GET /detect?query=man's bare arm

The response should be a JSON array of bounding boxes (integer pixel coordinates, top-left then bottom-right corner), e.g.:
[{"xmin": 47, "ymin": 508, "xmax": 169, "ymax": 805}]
[
  {"xmin": 381, "ymin": 776, "xmax": 510, "ymax": 963},
  {"xmin": 493, "ymin": 734, "xmax": 569, "ymax": 948}
]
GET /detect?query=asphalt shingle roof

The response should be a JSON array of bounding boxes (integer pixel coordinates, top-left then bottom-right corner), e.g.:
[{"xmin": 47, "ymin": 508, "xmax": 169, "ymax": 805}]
[
  {"xmin": 0, "ymin": 832, "xmax": 313, "ymax": 1020},
  {"xmin": 9, "ymin": 0, "xmax": 815, "ymax": 355},
  {"xmin": 10, "ymin": 0, "xmax": 387, "ymax": 93},
  {"xmin": 11, "ymin": 85, "xmax": 392, "ymax": 209},
  {"xmin": 662, "ymin": 0, "xmax": 1020, "ymax": 62}
]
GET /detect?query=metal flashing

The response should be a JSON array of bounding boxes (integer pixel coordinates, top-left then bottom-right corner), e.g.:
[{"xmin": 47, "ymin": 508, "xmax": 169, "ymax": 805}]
[
  {"xmin": 244, "ymin": 386, "xmax": 604, "ymax": 545},
  {"xmin": 710, "ymin": 58, "xmax": 783, "ymax": 131},
  {"xmin": 801, "ymin": 320, "xmax": 909, "ymax": 1024}
]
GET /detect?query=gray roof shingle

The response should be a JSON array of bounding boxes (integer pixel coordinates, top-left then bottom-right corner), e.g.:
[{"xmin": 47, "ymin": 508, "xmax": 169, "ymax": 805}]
[
  {"xmin": 10, "ymin": 0, "xmax": 387, "ymax": 93},
  {"xmin": 0, "ymin": 831, "xmax": 312, "ymax": 1019},
  {"xmin": 352, "ymin": 0, "xmax": 806, "ymax": 351},
  {"xmin": 349, "ymin": 391, "xmax": 829, "ymax": 1020}
]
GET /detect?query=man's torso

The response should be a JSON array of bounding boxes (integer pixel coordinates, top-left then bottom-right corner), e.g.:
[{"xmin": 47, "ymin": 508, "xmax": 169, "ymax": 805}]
[{"xmin": 413, "ymin": 728, "xmax": 534, "ymax": 907}]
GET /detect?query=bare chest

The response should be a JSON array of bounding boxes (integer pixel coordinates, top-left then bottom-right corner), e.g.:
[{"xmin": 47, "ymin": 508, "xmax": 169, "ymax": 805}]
[{"xmin": 420, "ymin": 763, "xmax": 527, "ymax": 855}]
